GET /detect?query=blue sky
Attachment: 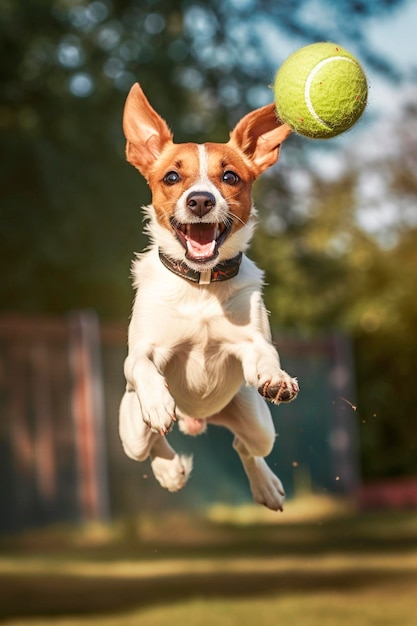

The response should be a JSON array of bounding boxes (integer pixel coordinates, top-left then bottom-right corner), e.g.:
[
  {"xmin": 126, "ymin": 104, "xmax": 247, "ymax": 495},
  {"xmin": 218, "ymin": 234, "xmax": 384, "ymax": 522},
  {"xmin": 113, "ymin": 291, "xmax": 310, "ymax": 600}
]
[
  {"xmin": 367, "ymin": 0, "xmax": 417, "ymax": 71},
  {"xmin": 366, "ymin": 0, "xmax": 417, "ymax": 115}
]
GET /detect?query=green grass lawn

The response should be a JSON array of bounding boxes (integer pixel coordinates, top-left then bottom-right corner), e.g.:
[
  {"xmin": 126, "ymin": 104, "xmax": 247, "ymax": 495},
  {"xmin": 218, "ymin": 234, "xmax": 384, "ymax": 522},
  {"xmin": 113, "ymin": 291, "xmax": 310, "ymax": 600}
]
[{"xmin": 1, "ymin": 502, "xmax": 417, "ymax": 626}]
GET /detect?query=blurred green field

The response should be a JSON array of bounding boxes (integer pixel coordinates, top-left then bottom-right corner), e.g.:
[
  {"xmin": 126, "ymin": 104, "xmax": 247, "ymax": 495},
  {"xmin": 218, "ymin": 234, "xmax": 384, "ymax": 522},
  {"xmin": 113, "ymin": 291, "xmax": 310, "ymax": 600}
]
[{"xmin": 1, "ymin": 500, "xmax": 417, "ymax": 626}]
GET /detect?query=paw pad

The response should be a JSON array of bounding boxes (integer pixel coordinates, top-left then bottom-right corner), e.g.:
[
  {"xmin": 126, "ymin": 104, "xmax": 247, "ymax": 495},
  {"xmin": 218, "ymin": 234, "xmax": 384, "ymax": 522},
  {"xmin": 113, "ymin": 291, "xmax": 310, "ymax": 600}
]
[{"xmin": 258, "ymin": 378, "xmax": 299, "ymax": 404}]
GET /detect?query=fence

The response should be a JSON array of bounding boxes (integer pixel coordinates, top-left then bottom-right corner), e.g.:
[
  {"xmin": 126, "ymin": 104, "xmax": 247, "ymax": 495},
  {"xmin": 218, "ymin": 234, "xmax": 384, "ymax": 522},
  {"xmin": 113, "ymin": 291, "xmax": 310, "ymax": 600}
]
[{"xmin": 0, "ymin": 312, "xmax": 358, "ymax": 532}]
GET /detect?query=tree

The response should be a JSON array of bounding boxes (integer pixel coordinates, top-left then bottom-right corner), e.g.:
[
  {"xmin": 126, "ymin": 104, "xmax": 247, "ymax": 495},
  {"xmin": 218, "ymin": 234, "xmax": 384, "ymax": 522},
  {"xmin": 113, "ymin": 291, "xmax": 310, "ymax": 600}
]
[{"xmin": 0, "ymin": 0, "xmax": 409, "ymax": 316}]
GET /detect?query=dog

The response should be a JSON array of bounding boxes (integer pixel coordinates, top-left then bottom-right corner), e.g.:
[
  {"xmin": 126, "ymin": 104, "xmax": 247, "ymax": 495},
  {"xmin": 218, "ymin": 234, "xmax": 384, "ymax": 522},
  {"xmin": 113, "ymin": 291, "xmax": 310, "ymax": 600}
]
[{"xmin": 119, "ymin": 84, "xmax": 299, "ymax": 511}]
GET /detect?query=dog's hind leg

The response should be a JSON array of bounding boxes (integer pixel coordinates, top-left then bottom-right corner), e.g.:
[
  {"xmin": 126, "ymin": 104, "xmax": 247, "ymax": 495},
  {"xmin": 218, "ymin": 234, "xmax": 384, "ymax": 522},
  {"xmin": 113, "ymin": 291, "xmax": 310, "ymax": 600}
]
[
  {"xmin": 209, "ymin": 387, "xmax": 285, "ymax": 511},
  {"xmin": 119, "ymin": 389, "xmax": 192, "ymax": 492}
]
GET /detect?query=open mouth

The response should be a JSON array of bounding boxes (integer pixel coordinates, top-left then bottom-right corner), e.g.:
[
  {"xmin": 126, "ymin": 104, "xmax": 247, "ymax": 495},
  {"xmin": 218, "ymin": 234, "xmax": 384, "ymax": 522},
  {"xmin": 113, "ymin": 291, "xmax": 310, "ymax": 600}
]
[{"xmin": 171, "ymin": 220, "xmax": 231, "ymax": 263}]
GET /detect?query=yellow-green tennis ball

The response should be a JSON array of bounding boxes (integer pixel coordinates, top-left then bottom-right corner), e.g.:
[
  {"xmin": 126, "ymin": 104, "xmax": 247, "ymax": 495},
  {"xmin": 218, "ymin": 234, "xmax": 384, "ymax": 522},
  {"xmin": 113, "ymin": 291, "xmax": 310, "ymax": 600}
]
[{"xmin": 274, "ymin": 42, "xmax": 368, "ymax": 139}]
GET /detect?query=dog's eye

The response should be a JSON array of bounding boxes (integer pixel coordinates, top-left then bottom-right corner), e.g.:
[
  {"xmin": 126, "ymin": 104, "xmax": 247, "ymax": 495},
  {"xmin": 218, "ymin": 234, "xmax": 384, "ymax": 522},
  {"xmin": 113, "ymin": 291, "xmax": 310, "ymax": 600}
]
[
  {"xmin": 222, "ymin": 170, "xmax": 240, "ymax": 185},
  {"xmin": 163, "ymin": 171, "xmax": 181, "ymax": 185}
]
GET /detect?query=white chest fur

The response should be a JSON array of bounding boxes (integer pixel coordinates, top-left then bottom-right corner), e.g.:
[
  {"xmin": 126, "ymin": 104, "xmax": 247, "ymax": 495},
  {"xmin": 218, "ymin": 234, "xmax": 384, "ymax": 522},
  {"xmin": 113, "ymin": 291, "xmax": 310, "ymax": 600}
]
[{"xmin": 126, "ymin": 246, "xmax": 267, "ymax": 417}]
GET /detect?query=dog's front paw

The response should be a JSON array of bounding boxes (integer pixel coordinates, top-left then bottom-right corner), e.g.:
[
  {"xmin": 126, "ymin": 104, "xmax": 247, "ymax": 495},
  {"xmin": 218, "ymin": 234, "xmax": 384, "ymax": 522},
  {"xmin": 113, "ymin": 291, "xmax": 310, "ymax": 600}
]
[
  {"xmin": 258, "ymin": 371, "xmax": 299, "ymax": 404},
  {"xmin": 140, "ymin": 387, "xmax": 177, "ymax": 435}
]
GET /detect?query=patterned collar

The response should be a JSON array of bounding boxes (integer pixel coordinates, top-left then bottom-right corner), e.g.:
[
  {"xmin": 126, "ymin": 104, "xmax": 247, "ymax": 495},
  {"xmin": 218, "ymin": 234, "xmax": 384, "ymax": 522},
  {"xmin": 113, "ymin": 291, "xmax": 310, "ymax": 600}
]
[{"xmin": 158, "ymin": 250, "xmax": 243, "ymax": 285}]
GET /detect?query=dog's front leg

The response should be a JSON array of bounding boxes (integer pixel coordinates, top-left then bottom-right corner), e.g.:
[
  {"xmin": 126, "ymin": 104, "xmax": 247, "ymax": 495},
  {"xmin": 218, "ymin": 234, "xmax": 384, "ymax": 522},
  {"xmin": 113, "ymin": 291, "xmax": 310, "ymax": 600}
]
[
  {"xmin": 119, "ymin": 388, "xmax": 193, "ymax": 492},
  {"xmin": 124, "ymin": 348, "xmax": 176, "ymax": 435},
  {"xmin": 250, "ymin": 338, "xmax": 299, "ymax": 404},
  {"xmin": 238, "ymin": 292, "xmax": 299, "ymax": 404},
  {"xmin": 237, "ymin": 336, "xmax": 298, "ymax": 404}
]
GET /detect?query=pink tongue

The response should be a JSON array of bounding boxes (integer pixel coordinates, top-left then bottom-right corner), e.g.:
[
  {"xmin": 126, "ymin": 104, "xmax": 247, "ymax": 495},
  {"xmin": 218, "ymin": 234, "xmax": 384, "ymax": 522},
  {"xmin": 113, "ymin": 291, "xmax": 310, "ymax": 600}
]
[{"xmin": 186, "ymin": 224, "xmax": 216, "ymax": 259}]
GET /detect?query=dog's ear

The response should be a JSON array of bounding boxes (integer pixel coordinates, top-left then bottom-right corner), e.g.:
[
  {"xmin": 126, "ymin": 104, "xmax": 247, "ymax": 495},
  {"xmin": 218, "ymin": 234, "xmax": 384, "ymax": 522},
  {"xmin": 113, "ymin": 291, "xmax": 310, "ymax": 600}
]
[
  {"xmin": 229, "ymin": 103, "xmax": 292, "ymax": 177},
  {"xmin": 123, "ymin": 83, "xmax": 173, "ymax": 175}
]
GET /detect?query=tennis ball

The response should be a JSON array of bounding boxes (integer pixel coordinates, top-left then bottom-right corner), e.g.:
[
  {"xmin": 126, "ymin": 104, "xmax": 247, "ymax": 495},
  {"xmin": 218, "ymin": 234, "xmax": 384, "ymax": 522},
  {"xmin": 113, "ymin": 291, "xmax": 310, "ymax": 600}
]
[{"xmin": 273, "ymin": 42, "xmax": 368, "ymax": 139}]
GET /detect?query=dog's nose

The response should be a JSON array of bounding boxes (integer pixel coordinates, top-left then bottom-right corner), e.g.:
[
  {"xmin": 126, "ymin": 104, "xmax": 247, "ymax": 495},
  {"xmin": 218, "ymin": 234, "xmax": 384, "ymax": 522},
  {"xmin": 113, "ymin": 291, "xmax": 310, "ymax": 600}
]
[{"xmin": 186, "ymin": 191, "xmax": 216, "ymax": 218}]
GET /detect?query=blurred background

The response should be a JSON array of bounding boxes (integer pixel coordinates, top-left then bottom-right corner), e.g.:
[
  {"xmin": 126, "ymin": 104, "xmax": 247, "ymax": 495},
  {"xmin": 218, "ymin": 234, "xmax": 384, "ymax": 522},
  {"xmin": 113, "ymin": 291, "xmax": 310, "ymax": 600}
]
[{"xmin": 1, "ymin": 1, "xmax": 417, "ymax": 624}]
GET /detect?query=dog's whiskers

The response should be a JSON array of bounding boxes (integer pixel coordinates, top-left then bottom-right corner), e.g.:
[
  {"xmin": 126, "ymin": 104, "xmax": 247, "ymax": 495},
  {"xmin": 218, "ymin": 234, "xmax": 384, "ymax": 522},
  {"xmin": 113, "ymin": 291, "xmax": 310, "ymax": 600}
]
[{"xmin": 227, "ymin": 211, "xmax": 247, "ymax": 226}]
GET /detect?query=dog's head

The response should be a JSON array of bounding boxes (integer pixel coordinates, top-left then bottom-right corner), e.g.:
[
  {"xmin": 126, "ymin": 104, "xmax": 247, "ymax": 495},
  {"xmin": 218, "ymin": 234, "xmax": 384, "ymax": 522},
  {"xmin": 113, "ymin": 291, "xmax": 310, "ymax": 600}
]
[{"xmin": 123, "ymin": 83, "xmax": 291, "ymax": 272}]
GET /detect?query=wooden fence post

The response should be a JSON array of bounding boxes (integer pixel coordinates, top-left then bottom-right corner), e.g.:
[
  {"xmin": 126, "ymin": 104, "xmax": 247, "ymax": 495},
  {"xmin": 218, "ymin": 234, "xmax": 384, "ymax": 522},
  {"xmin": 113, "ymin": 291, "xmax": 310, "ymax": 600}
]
[{"xmin": 68, "ymin": 311, "xmax": 109, "ymax": 522}]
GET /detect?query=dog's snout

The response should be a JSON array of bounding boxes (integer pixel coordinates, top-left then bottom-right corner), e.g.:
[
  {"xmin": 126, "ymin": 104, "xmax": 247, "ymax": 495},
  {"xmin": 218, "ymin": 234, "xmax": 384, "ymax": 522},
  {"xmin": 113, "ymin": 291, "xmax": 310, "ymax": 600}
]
[{"xmin": 186, "ymin": 191, "xmax": 216, "ymax": 218}]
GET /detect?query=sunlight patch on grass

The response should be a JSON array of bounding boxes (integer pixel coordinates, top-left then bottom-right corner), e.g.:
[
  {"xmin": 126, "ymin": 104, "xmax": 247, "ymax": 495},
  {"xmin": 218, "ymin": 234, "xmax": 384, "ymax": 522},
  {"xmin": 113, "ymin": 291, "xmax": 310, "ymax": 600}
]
[
  {"xmin": 2, "ymin": 495, "xmax": 356, "ymax": 552},
  {"xmin": 1, "ymin": 548, "xmax": 417, "ymax": 579},
  {"xmin": 206, "ymin": 494, "xmax": 354, "ymax": 525},
  {"xmin": 129, "ymin": 588, "xmax": 417, "ymax": 626}
]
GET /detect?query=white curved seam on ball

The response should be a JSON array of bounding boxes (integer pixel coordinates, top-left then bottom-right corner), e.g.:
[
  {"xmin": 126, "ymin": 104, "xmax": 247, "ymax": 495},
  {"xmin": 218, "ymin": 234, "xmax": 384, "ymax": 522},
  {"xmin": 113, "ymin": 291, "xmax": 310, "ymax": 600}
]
[{"xmin": 304, "ymin": 56, "xmax": 355, "ymax": 129}]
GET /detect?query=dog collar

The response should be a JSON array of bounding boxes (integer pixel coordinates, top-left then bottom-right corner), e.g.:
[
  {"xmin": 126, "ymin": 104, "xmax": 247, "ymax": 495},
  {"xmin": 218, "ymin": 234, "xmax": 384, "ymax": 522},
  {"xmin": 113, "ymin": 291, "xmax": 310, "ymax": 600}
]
[{"xmin": 158, "ymin": 250, "xmax": 243, "ymax": 285}]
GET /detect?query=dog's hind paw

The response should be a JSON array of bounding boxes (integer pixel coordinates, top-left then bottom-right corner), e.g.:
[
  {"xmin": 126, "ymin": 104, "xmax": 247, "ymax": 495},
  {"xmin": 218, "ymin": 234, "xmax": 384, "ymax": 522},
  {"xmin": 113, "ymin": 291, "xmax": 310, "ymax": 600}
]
[
  {"xmin": 258, "ymin": 373, "xmax": 299, "ymax": 404},
  {"xmin": 151, "ymin": 453, "xmax": 193, "ymax": 492},
  {"xmin": 248, "ymin": 458, "xmax": 286, "ymax": 512}
]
